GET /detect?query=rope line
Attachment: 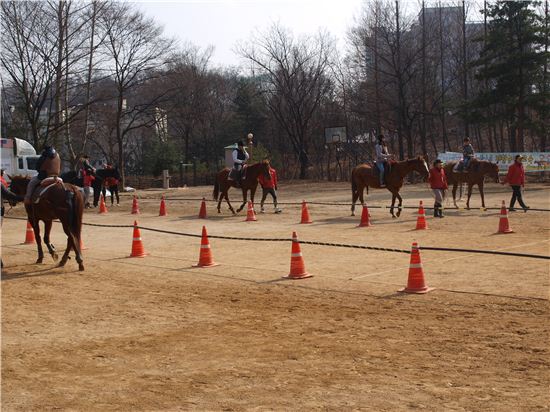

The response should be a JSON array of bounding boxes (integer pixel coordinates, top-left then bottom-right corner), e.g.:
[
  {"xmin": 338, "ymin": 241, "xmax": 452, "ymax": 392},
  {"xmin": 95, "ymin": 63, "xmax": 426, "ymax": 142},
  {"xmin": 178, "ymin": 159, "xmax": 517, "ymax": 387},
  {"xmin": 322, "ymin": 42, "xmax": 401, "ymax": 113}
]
[
  {"xmin": 4, "ymin": 215, "xmax": 549, "ymax": 259},
  {"xmin": 158, "ymin": 197, "xmax": 550, "ymax": 212}
]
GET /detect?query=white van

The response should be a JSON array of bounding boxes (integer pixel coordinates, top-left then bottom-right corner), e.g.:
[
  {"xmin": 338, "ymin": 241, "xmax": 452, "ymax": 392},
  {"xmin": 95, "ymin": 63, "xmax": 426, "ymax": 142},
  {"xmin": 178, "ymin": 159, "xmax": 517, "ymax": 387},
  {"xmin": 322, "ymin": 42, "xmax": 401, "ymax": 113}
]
[{"xmin": 1, "ymin": 138, "xmax": 40, "ymax": 181}]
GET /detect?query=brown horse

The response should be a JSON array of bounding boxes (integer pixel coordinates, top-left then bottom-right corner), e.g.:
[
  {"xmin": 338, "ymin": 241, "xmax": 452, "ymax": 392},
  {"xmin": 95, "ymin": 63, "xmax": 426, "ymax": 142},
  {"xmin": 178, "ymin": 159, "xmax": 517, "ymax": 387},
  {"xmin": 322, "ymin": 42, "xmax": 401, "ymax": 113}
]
[
  {"xmin": 9, "ymin": 176, "xmax": 85, "ymax": 271},
  {"xmin": 444, "ymin": 160, "xmax": 500, "ymax": 209},
  {"xmin": 213, "ymin": 161, "xmax": 271, "ymax": 214},
  {"xmin": 351, "ymin": 156, "xmax": 430, "ymax": 218}
]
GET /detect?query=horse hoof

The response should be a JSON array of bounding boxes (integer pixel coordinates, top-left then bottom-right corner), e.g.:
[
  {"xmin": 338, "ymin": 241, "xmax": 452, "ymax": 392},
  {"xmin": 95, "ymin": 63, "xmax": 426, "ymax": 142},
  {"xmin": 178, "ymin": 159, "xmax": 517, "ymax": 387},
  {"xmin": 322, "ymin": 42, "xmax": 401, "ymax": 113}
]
[
  {"xmin": 58, "ymin": 260, "xmax": 67, "ymax": 268},
  {"xmin": 78, "ymin": 263, "xmax": 85, "ymax": 271},
  {"xmin": 51, "ymin": 253, "xmax": 59, "ymax": 261},
  {"xmin": 351, "ymin": 212, "xmax": 355, "ymax": 217},
  {"xmin": 396, "ymin": 212, "xmax": 402, "ymax": 218},
  {"xmin": 391, "ymin": 215, "xmax": 396, "ymax": 219},
  {"xmin": 36, "ymin": 258, "xmax": 43, "ymax": 264}
]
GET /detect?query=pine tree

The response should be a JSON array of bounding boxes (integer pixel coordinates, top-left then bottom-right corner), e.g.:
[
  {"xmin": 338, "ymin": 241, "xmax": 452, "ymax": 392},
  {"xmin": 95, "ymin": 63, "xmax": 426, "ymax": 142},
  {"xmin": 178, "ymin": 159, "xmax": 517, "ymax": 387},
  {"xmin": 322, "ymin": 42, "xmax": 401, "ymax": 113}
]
[{"xmin": 471, "ymin": 1, "xmax": 547, "ymax": 151}]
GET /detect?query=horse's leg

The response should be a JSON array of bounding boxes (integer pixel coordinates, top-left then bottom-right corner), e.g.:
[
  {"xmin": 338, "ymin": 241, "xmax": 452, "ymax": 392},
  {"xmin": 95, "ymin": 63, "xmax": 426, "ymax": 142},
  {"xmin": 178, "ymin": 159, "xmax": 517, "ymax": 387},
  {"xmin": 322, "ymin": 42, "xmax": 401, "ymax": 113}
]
[
  {"xmin": 390, "ymin": 193, "xmax": 396, "ymax": 218},
  {"xmin": 236, "ymin": 188, "xmax": 247, "ymax": 213},
  {"xmin": 479, "ymin": 182, "xmax": 486, "ymax": 209},
  {"xmin": 395, "ymin": 192, "xmax": 403, "ymax": 217},
  {"xmin": 351, "ymin": 186, "xmax": 360, "ymax": 216},
  {"xmin": 466, "ymin": 183, "xmax": 473, "ymax": 209},
  {"xmin": 217, "ymin": 189, "xmax": 223, "ymax": 213},
  {"xmin": 43, "ymin": 220, "xmax": 58, "ymax": 261},
  {"xmin": 250, "ymin": 186, "xmax": 257, "ymax": 208},
  {"xmin": 59, "ymin": 222, "xmax": 84, "ymax": 271},
  {"xmin": 452, "ymin": 184, "xmax": 458, "ymax": 207},
  {"xmin": 358, "ymin": 186, "xmax": 365, "ymax": 207},
  {"xmin": 58, "ymin": 228, "xmax": 73, "ymax": 267},
  {"xmin": 224, "ymin": 191, "xmax": 235, "ymax": 214},
  {"xmin": 31, "ymin": 220, "xmax": 44, "ymax": 264}
]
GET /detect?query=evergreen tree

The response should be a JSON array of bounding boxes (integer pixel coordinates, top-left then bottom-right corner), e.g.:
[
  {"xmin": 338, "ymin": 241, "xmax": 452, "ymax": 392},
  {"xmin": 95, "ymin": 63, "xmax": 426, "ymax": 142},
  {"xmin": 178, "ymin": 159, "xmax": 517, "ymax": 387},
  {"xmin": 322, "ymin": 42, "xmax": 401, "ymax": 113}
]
[{"xmin": 471, "ymin": 1, "xmax": 548, "ymax": 151}]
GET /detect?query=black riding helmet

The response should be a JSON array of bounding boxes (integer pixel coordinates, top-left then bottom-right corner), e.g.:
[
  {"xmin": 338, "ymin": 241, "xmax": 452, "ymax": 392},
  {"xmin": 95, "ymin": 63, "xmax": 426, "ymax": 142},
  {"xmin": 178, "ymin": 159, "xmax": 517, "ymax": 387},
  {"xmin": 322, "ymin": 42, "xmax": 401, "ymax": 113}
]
[{"xmin": 41, "ymin": 146, "xmax": 57, "ymax": 159}]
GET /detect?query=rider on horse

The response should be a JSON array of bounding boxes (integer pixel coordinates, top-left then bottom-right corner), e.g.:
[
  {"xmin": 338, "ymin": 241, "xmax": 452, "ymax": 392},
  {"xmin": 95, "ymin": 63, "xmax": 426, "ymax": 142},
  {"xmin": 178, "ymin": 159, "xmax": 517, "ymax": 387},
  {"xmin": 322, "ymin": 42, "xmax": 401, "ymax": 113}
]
[
  {"xmin": 458, "ymin": 137, "xmax": 475, "ymax": 172},
  {"xmin": 375, "ymin": 134, "xmax": 392, "ymax": 188},
  {"xmin": 230, "ymin": 140, "xmax": 249, "ymax": 186},
  {"xmin": 78, "ymin": 153, "xmax": 96, "ymax": 178},
  {"xmin": 24, "ymin": 146, "xmax": 61, "ymax": 205}
]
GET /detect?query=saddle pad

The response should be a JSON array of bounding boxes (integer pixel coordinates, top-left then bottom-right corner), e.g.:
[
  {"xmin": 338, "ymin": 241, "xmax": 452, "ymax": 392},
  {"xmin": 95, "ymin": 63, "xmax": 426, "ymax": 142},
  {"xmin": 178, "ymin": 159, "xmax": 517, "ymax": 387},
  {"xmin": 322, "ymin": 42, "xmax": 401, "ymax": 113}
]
[
  {"xmin": 33, "ymin": 179, "xmax": 63, "ymax": 204},
  {"xmin": 41, "ymin": 176, "xmax": 63, "ymax": 186}
]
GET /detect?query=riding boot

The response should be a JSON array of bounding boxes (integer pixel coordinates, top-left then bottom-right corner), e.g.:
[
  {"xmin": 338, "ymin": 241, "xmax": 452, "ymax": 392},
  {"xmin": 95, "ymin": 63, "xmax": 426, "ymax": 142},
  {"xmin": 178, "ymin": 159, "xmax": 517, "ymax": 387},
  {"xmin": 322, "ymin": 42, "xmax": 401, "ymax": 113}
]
[{"xmin": 433, "ymin": 203, "xmax": 439, "ymax": 218}]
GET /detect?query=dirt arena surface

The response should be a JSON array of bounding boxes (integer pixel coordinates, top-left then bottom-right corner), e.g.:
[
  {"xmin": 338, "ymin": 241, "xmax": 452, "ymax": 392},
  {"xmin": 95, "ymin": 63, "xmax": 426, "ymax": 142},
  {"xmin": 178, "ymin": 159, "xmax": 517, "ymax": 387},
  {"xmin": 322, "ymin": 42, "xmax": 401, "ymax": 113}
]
[{"xmin": 2, "ymin": 181, "xmax": 549, "ymax": 411}]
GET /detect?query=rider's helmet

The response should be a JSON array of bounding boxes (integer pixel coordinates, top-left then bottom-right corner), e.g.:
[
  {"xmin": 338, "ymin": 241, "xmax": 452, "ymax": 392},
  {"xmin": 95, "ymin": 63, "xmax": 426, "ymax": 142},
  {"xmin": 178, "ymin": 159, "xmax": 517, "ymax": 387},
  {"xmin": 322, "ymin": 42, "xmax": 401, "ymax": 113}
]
[
  {"xmin": 237, "ymin": 140, "xmax": 244, "ymax": 148},
  {"xmin": 42, "ymin": 146, "xmax": 57, "ymax": 159}
]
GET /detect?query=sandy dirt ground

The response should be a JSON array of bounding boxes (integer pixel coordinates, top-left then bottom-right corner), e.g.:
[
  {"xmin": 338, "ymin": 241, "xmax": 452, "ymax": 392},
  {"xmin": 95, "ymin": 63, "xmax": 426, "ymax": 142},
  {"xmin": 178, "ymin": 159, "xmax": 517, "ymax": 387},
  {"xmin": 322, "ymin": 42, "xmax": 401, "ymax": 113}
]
[{"xmin": 2, "ymin": 181, "xmax": 549, "ymax": 411}]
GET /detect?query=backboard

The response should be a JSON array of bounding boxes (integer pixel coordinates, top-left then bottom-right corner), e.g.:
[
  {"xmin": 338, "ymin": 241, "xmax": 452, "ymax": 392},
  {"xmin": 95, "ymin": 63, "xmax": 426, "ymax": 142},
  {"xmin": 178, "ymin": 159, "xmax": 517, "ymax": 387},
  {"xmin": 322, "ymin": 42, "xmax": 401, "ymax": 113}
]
[{"xmin": 324, "ymin": 127, "xmax": 347, "ymax": 144}]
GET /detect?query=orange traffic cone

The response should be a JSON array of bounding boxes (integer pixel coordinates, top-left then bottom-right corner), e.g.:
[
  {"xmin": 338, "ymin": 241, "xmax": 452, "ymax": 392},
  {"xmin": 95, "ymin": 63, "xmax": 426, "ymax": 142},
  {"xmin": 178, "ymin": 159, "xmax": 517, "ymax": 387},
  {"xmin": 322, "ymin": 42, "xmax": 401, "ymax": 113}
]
[
  {"xmin": 193, "ymin": 226, "xmax": 219, "ymax": 267},
  {"xmin": 283, "ymin": 231, "xmax": 313, "ymax": 279},
  {"xmin": 129, "ymin": 221, "xmax": 147, "ymax": 257},
  {"xmin": 159, "ymin": 196, "xmax": 167, "ymax": 216},
  {"xmin": 497, "ymin": 200, "xmax": 513, "ymax": 234},
  {"xmin": 98, "ymin": 195, "xmax": 108, "ymax": 214},
  {"xmin": 23, "ymin": 221, "xmax": 35, "ymax": 244},
  {"xmin": 198, "ymin": 198, "xmax": 207, "ymax": 219},
  {"xmin": 245, "ymin": 201, "xmax": 257, "ymax": 221},
  {"xmin": 399, "ymin": 242, "xmax": 433, "ymax": 294},
  {"xmin": 415, "ymin": 200, "xmax": 428, "ymax": 230},
  {"xmin": 131, "ymin": 195, "xmax": 140, "ymax": 214},
  {"xmin": 357, "ymin": 204, "xmax": 372, "ymax": 227},
  {"xmin": 300, "ymin": 200, "xmax": 313, "ymax": 224}
]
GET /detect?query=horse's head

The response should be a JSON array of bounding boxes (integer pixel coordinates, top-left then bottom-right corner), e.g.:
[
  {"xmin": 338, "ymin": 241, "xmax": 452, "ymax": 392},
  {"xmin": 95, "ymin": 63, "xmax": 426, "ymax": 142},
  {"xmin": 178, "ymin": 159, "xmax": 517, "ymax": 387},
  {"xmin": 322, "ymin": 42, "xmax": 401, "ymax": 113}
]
[
  {"xmin": 411, "ymin": 156, "xmax": 430, "ymax": 178},
  {"xmin": 260, "ymin": 159, "xmax": 271, "ymax": 180},
  {"xmin": 487, "ymin": 162, "xmax": 500, "ymax": 183},
  {"xmin": 8, "ymin": 175, "xmax": 30, "ymax": 197}
]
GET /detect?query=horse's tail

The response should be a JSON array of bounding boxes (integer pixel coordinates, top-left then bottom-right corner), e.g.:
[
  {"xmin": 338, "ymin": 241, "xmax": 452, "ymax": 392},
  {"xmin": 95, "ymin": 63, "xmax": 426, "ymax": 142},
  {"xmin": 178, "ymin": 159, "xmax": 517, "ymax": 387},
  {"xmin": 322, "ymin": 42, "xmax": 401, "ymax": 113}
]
[
  {"xmin": 213, "ymin": 179, "xmax": 220, "ymax": 201},
  {"xmin": 72, "ymin": 187, "xmax": 84, "ymax": 239}
]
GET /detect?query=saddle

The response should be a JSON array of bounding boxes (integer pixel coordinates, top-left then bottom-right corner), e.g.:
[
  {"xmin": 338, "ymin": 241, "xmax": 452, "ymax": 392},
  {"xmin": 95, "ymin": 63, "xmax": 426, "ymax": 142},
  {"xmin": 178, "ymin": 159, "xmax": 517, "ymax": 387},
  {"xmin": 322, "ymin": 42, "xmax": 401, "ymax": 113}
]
[
  {"xmin": 372, "ymin": 161, "xmax": 393, "ymax": 175},
  {"xmin": 32, "ymin": 176, "xmax": 64, "ymax": 204},
  {"xmin": 453, "ymin": 159, "xmax": 478, "ymax": 173},
  {"xmin": 228, "ymin": 165, "xmax": 247, "ymax": 182}
]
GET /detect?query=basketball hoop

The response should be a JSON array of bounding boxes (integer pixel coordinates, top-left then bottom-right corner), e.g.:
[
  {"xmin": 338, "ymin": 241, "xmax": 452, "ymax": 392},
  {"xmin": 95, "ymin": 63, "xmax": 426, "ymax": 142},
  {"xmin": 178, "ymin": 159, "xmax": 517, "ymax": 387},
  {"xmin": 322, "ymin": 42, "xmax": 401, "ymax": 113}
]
[{"xmin": 324, "ymin": 127, "xmax": 347, "ymax": 145}]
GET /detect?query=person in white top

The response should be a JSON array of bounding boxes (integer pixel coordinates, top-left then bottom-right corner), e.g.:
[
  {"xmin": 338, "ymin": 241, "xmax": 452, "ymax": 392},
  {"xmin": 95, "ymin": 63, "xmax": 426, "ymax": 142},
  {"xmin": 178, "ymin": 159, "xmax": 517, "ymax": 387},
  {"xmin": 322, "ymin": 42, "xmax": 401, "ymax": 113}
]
[
  {"xmin": 375, "ymin": 135, "xmax": 392, "ymax": 187},
  {"xmin": 230, "ymin": 140, "xmax": 250, "ymax": 185}
]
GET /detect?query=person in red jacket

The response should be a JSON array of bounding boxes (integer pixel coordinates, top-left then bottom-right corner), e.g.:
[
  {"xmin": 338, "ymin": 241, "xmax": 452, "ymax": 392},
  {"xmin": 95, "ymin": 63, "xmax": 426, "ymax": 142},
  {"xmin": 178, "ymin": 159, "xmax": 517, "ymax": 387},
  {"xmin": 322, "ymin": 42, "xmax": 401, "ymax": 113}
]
[
  {"xmin": 502, "ymin": 155, "xmax": 529, "ymax": 212},
  {"xmin": 258, "ymin": 160, "xmax": 282, "ymax": 214},
  {"xmin": 0, "ymin": 169, "xmax": 8, "ymax": 188},
  {"xmin": 428, "ymin": 159, "xmax": 448, "ymax": 218},
  {"xmin": 82, "ymin": 168, "xmax": 95, "ymax": 208}
]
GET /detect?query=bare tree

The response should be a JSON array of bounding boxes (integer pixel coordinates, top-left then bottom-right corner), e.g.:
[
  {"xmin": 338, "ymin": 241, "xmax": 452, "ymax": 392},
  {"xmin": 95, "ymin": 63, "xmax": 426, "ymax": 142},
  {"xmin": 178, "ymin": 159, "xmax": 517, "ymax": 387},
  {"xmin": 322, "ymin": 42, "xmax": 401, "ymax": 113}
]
[
  {"xmin": 238, "ymin": 24, "xmax": 334, "ymax": 179},
  {"xmin": 98, "ymin": 2, "xmax": 174, "ymax": 187}
]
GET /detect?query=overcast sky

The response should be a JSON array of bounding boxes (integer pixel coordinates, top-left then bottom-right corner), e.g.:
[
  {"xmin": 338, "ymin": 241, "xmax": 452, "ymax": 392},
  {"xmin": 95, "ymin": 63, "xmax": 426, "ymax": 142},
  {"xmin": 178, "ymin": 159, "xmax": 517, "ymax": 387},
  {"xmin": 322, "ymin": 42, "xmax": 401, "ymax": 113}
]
[{"xmin": 138, "ymin": 0, "xmax": 364, "ymax": 68}]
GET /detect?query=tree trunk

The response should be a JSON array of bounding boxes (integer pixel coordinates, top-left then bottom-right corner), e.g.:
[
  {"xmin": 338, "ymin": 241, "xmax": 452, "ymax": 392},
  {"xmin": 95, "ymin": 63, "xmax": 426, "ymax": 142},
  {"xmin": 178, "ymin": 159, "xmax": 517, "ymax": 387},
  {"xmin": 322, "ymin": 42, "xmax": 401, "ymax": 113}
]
[
  {"xmin": 53, "ymin": 0, "xmax": 66, "ymax": 149},
  {"xmin": 438, "ymin": 2, "xmax": 449, "ymax": 152},
  {"xmin": 420, "ymin": 1, "xmax": 427, "ymax": 156},
  {"xmin": 541, "ymin": 0, "xmax": 549, "ymax": 151},
  {"xmin": 462, "ymin": 0, "xmax": 469, "ymax": 137},
  {"xmin": 81, "ymin": 0, "xmax": 98, "ymax": 167},
  {"xmin": 395, "ymin": 0, "xmax": 405, "ymax": 160}
]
